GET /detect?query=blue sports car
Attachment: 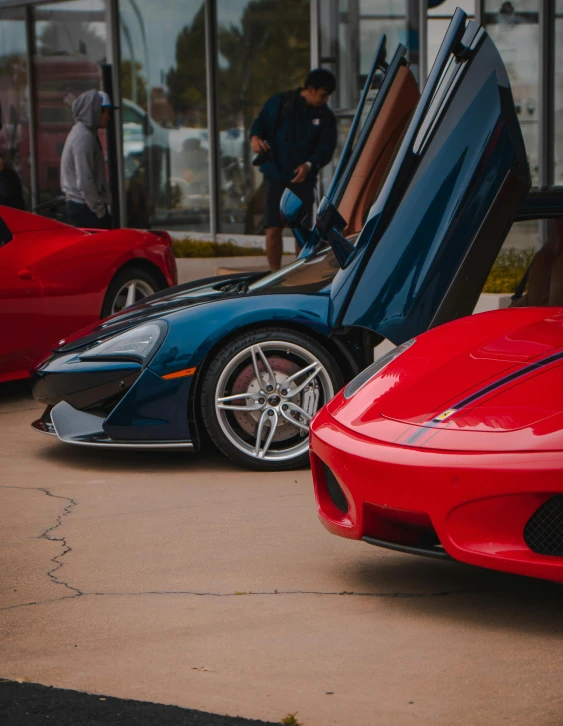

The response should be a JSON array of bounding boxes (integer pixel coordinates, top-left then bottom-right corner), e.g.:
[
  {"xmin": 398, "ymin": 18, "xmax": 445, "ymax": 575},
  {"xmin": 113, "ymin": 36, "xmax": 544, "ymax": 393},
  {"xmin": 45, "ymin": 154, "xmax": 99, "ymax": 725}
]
[{"xmin": 31, "ymin": 10, "xmax": 531, "ymax": 470}]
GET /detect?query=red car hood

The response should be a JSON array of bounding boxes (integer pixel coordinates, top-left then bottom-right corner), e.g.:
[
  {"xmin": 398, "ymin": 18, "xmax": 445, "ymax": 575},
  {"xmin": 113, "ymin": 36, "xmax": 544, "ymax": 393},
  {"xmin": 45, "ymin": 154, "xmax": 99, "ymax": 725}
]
[{"xmin": 326, "ymin": 307, "xmax": 563, "ymax": 452}]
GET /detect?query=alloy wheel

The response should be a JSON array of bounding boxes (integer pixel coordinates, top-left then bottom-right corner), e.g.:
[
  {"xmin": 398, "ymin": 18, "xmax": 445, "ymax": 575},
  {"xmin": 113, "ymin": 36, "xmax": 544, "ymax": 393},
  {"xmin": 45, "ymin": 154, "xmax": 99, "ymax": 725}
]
[{"xmin": 214, "ymin": 341, "xmax": 335, "ymax": 463}]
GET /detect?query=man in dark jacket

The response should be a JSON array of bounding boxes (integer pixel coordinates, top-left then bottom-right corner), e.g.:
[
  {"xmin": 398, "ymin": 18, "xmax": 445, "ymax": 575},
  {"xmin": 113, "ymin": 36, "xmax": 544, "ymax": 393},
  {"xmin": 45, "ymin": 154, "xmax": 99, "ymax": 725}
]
[
  {"xmin": 250, "ymin": 69, "xmax": 337, "ymax": 270},
  {"xmin": 0, "ymin": 152, "xmax": 26, "ymax": 210}
]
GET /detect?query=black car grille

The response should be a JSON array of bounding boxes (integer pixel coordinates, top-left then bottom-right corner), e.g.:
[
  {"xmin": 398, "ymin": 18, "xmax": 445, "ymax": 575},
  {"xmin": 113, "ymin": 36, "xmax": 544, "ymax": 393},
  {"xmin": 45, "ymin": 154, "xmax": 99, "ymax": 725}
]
[
  {"xmin": 524, "ymin": 496, "xmax": 563, "ymax": 556},
  {"xmin": 323, "ymin": 463, "xmax": 349, "ymax": 514}
]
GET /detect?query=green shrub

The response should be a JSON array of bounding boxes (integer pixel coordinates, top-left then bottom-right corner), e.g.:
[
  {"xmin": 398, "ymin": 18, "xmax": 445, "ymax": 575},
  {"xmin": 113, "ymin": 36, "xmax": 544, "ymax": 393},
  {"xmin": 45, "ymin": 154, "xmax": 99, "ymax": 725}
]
[
  {"xmin": 173, "ymin": 236, "xmax": 266, "ymax": 258},
  {"xmin": 482, "ymin": 247, "xmax": 535, "ymax": 294}
]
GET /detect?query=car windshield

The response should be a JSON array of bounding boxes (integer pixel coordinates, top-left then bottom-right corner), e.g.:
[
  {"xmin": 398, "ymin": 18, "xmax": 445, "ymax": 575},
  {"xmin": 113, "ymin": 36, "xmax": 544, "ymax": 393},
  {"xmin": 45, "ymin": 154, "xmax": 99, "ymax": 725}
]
[{"xmin": 248, "ymin": 238, "xmax": 356, "ymax": 293}]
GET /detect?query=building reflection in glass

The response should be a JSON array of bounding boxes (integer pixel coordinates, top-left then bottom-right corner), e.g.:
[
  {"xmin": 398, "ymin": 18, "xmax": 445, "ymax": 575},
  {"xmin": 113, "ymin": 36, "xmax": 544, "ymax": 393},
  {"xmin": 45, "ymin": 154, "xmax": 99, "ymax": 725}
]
[
  {"xmin": 0, "ymin": 7, "xmax": 30, "ymax": 208},
  {"xmin": 34, "ymin": 0, "xmax": 107, "ymax": 208},
  {"xmin": 119, "ymin": 0, "xmax": 209, "ymax": 230},
  {"xmin": 485, "ymin": 0, "xmax": 540, "ymax": 185},
  {"xmin": 216, "ymin": 0, "xmax": 310, "ymax": 234}
]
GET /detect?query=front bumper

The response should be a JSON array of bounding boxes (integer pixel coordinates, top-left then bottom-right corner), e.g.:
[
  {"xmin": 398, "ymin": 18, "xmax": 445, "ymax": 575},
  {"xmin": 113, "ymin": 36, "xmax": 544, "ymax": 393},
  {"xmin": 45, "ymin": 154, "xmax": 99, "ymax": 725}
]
[
  {"xmin": 32, "ymin": 354, "xmax": 196, "ymax": 449},
  {"xmin": 32, "ymin": 401, "xmax": 193, "ymax": 449},
  {"xmin": 310, "ymin": 407, "xmax": 563, "ymax": 582}
]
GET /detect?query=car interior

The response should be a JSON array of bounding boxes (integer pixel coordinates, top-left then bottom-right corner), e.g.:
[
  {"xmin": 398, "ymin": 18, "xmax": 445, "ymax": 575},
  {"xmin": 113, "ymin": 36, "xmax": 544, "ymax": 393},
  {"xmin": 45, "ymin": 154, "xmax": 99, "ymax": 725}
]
[
  {"xmin": 511, "ymin": 218, "xmax": 563, "ymax": 307},
  {"xmin": 339, "ymin": 64, "xmax": 419, "ymax": 236}
]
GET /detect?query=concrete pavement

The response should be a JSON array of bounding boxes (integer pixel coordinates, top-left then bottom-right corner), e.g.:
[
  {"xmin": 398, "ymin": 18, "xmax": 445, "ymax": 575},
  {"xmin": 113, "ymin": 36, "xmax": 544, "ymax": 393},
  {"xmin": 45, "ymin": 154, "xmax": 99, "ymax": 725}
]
[{"xmin": 1, "ymin": 384, "xmax": 563, "ymax": 725}]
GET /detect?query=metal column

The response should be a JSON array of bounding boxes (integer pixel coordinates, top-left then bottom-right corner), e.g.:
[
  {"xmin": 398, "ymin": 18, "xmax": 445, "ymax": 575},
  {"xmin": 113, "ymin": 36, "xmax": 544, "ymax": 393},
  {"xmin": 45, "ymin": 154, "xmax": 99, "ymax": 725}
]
[
  {"xmin": 539, "ymin": 0, "xmax": 555, "ymax": 189},
  {"xmin": 25, "ymin": 4, "xmax": 38, "ymax": 210},
  {"xmin": 310, "ymin": 0, "xmax": 320, "ymax": 69},
  {"xmin": 205, "ymin": 0, "xmax": 221, "ymax": 239},
  {"xmin": 418, "ymin": 0, "xmax": 428, "ymax": 91},
  {"xmin": 106, "ymin": 0, "xmax": 126, "ymax": 227}
]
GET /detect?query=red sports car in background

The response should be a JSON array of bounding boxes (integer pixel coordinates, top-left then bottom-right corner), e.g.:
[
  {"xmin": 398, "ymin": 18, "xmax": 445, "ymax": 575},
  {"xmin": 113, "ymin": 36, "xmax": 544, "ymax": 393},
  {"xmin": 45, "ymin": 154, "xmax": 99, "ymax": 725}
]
[
  {"xmin": 0, "ymin": 206, "xmax": 177, "ymax": 383},
  {"xmin": 310, "ymin": 307, "xmax": 563, "ymax": 583}
]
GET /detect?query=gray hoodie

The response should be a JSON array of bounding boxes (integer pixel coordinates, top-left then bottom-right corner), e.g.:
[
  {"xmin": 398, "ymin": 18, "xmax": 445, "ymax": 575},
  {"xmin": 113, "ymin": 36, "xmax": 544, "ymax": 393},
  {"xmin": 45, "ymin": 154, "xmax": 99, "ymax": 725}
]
[{"xmin": 60, "ymin": 89, "xmax": 110, "ymax": 217}]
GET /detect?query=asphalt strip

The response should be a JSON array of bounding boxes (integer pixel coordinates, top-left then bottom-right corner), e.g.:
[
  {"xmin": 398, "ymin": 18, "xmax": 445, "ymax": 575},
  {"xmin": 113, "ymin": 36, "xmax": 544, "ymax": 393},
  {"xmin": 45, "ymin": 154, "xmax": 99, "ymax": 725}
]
[{"xmin": 0, "ymin": 680, "xmax": 280, "ymax": 725}]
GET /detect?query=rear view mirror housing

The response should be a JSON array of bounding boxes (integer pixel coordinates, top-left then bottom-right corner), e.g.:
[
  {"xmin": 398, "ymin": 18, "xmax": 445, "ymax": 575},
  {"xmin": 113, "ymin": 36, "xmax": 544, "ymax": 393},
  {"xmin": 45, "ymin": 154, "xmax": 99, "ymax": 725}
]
[
  {"xmin": 280, "ymin": 188, "xmax": 308, "ymax": 229},
  {"xmin": 315, "ymin": 196, "xmax": 355, "ymax": 268}
]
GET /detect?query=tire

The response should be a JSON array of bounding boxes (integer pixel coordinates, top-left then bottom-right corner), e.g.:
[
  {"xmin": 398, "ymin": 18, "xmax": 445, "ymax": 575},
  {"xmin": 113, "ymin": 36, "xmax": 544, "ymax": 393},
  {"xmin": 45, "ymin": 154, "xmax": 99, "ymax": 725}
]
[
  {"xmin": 101, "ymin": 266, "xmax": 161, "ymax": 318},
  {"xmin": 200, "ymin": 327, "xmax": 343, "ymax": 471}
]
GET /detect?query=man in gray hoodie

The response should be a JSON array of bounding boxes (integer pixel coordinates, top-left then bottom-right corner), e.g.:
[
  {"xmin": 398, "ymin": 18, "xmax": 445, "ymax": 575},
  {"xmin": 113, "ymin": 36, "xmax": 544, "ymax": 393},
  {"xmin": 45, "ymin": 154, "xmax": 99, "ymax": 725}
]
[{"xmin": 61, "ymin": 89, "xmax": 116, "ymax": 229}]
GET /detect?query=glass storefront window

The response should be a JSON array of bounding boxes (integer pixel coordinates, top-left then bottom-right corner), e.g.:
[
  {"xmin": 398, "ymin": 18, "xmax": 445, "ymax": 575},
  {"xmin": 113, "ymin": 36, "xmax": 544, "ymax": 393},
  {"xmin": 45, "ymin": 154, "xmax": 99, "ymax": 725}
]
[
  {"xmin": 484, "ymin": 1, "xmax": 540, "ymax": 185},
  {"xmin": 360, "ymin": 1, "xmax": 413, "ymax": 78},
  {"xmin": 119, "ymin": 0, "xmax": 208, "ymax": 231},
  {"xmin": 0, "ymin": 7, "xmax": 31, "ymax": 209},
  {"xmin": 34, "ymin": 0, "xmax": 107, "ymax": 207},
  {"xmin": 216, "ymin": 0, "xmax": 310, "ymax": 234}
]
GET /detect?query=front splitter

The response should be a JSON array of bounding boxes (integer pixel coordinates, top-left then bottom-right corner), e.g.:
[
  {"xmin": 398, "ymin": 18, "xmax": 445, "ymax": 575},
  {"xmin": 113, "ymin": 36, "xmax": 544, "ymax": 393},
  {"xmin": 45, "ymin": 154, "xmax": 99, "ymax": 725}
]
[{"xmin": 32, "ymin": 401, "xmax": 193, "ymax": 450}]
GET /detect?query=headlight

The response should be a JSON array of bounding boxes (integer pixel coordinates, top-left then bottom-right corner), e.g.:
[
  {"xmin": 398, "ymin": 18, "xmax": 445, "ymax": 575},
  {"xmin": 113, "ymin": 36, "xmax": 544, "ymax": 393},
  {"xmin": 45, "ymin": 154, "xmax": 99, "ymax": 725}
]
[
  {"xmin": 79, "ymin": 322, "xmax": 167, "ymax": 363},
  {"xmin": 343, "ymin": 338, "xmax": 416, "ymax": 399}
]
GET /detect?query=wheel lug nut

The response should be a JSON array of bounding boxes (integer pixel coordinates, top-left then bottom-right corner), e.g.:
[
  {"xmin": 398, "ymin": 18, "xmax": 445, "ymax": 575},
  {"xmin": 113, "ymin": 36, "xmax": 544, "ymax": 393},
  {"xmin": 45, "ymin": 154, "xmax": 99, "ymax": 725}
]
[
  {"xmin": 282, "ymin": 404, "xmax": 288, "ymax": 411},
  {"xmin": 259, "ymin": 398, "xmax": 265, "ymax": 404},
  {"xmin": 267, "ymin": 410, "xmax": 274, "ymax": 416},
  {"xmin": 281, "ymin": 389, "xmax": 287, "ymax": 396},
  {"xmin": 267, "ymin": 385, "xmax": 274, "ymax": 392}
]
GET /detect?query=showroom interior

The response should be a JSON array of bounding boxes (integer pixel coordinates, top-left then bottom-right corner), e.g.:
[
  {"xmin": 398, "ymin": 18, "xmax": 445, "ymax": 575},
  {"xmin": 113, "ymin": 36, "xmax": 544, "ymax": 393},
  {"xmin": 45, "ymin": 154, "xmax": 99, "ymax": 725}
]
[{"xmin": 0, "ymin": 0, "xmax": 560, "ymax": 238}]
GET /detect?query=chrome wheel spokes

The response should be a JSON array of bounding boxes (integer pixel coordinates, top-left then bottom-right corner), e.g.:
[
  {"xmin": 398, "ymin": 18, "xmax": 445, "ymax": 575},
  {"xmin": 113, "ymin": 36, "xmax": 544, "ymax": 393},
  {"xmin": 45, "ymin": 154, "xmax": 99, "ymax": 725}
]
[
  {"xmin": 112, "ymin": 279, "xmax": 155, "ymax": 314},
  {"xmin": 281, "ymin": 362, "xmax": 323, "ymax": 398},
  {"xmin": 279, "ymin": 401, "xmax": 311, "ymax": 432},
  {"xmin": 250, "ymin": 344, "xmax": 276, "ymax": 391},
  {"xmin": 254, "ymin": 408, "xmax": 279, "ymax": 459},
  {"xmin": 216, "ymin": 392, "xmax": 264, "ymax": 412},
  {"xmin": 214, "ymin": 340, "xmax": 334, "ymax": 463}
]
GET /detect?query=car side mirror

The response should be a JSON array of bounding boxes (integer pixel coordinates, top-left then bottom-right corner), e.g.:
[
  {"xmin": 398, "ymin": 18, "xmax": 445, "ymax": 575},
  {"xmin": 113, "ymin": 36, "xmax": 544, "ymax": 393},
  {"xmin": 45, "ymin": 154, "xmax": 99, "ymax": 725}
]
[
  {"xmin": 315, "ymin": 196, "xmax": 355, "ymax": 268},
  {"xmin": 280, "ymin": 188, "xmax": 308, "ymax": 229},
  {"xmin": 0, "ymin": 216, "xmax": 13, "ymax": 246}
]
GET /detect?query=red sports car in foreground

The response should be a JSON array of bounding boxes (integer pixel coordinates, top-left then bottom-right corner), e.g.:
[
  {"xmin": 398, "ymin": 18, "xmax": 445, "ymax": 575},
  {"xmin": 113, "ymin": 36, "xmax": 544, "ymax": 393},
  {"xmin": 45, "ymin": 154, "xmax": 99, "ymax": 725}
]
[
  {"xmin": 0, "ymin": 206, "xmax": 177, "ymax": 383},
  {"xmin": 310, "ymin": 307, "xmax": 563, "ymax": 583}
]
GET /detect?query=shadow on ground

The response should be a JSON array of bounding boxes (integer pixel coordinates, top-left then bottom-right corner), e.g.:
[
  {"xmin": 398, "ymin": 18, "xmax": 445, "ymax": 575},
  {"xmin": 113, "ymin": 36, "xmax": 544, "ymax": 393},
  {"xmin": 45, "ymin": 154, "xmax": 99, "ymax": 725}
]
[{"xmin": 343, "ymin": 551, "xmax": 563, "ymax": 637}]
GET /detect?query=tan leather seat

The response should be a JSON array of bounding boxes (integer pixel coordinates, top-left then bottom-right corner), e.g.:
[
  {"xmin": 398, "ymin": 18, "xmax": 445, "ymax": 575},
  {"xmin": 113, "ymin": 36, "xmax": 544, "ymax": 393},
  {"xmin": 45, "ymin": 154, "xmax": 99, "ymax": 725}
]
[
  {"xmin": 513, "ymin": 219, "xmax": 563, "ymax": 307},
  {"xmin": 339, "ymin": 66, "xmax": 420, "ymax": 236}
]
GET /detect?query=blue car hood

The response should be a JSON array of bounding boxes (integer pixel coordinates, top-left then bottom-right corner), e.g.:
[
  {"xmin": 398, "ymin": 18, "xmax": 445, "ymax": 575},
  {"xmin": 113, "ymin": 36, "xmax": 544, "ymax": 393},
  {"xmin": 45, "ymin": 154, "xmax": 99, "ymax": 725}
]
[{"xmin": 55, "ymin": 272, "xmax": 263, "ymax": 352}]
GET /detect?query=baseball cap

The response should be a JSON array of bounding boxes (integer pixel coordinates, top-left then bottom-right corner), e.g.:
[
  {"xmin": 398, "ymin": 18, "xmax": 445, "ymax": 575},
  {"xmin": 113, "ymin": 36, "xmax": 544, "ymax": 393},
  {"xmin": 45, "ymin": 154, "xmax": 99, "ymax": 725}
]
[{"xmin": 98, "ymin": 91, "xmax": 119, "ymax": 109}]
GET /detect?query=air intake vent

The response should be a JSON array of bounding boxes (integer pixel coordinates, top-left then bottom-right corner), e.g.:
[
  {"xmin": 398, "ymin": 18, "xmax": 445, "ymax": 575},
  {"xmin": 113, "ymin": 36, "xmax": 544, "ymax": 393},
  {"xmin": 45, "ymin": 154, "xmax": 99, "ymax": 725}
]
[
  {"xmin": 524, "ymin": 496, "xmax": 563, "ymax": 556},
  {"xmin": 323, "ymin": 463, "xmax": 349, "ymax": 514}
]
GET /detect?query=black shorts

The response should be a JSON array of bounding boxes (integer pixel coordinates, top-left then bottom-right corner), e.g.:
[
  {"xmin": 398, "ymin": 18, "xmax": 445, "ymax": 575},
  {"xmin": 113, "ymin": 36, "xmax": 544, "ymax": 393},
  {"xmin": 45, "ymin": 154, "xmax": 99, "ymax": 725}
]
[{"xmin": 263, "ymin": 178, "xmax": 316, "ymax": 229}]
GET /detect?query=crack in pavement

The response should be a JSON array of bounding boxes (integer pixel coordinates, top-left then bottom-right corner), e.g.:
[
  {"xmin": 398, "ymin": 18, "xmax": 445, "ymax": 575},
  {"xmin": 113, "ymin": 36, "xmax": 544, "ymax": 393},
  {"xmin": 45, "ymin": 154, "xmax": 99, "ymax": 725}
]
[
  {"xmin": 0, "ymin": 485, "xmax": 470, "ymax": 613},
  {"xmin": 38, "ymin": 488, "xmax": 83, "ymax": 599},
  {"xmin": 0, "ymin": 485, "xmax": 83, "ymax": 610}
]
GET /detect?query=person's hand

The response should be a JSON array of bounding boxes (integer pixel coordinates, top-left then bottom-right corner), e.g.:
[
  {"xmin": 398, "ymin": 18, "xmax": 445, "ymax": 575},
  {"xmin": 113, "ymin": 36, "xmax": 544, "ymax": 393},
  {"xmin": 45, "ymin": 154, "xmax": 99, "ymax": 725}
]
[
  {"xmin": 291, "ymin": 163, "xmax": 310, "ymax": 183},
  {"xmin": 251, "ymin": 136, "xmax": 270, "ymax": 154}
]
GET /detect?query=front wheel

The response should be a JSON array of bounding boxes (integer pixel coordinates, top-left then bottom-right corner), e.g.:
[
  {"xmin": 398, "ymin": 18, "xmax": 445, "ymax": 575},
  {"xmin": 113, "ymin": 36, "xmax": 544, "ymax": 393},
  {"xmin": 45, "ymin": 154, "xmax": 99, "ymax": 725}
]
[{"xmin": 200, "ymin": 328, "xmax": 343, "ymax": 471}]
